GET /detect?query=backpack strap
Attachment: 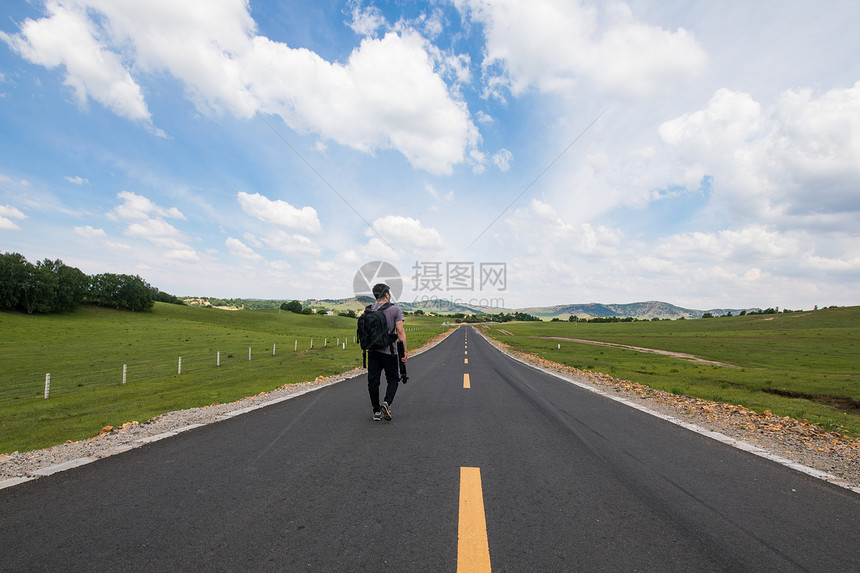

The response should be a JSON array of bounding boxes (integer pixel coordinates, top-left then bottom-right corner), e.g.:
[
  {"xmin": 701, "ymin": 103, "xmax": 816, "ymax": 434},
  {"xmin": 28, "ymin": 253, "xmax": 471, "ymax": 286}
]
[
  {"xmin": 383, "ymin": 302, "xmax": 398, "ymax": 354},
  {"xmin": 376, "ymin": 302, "xmax": 396, "ymax": 354},
  {"xmin": 362, "ymin": 304, "xmax": 372, "ymax": 366}
]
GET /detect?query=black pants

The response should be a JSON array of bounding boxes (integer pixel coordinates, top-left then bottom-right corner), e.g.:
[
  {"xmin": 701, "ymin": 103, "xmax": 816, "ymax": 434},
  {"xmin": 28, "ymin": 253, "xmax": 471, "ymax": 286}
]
[{"xmin": 367, "ymin": 350, "xmax": 400, "ymax": 412}]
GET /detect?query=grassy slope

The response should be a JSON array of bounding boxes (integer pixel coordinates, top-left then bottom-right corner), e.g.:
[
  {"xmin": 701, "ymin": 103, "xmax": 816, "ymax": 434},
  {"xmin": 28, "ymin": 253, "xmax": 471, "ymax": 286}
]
[
  {"xmin": 482, "ymin": 306, "xmax": 860, "ymax": 437},
  {"xmin": 0, "ymin": 303, "xmax": 450, "ymax": 453}
]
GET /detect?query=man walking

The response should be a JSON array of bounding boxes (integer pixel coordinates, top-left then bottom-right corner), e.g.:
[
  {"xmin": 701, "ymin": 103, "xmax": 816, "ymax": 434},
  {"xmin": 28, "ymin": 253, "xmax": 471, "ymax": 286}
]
[{"xmin": 364, "ymin": 283, "xmax": 407, "ymax": 421}]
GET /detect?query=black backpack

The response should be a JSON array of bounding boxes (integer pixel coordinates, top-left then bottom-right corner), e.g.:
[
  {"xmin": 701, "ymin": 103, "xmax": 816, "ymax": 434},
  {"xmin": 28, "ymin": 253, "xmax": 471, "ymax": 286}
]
[{"xmin": 357, "ymin": 302, "xmax": 397, "ymax": 353}]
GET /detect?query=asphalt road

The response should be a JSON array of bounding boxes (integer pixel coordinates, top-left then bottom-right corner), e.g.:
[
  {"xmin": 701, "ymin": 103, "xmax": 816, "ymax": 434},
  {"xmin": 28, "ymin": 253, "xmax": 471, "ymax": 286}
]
[{"xmin": 1, "ymin": 326, "xmax": 858, "ymax": 572}]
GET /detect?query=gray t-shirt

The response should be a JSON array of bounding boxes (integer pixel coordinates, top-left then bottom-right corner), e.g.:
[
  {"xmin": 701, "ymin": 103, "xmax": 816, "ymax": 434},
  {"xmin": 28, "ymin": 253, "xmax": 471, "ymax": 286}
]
[{"xmin": 369, "ymin": 301, "xmax": 403, "ymax": 354}]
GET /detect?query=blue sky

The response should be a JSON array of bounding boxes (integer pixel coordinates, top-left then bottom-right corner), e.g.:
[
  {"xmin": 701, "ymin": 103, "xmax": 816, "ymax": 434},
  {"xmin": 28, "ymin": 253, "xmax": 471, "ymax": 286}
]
[{"xmin": 1, "ymin": 0, "xmax": 859, "ymax": 310}]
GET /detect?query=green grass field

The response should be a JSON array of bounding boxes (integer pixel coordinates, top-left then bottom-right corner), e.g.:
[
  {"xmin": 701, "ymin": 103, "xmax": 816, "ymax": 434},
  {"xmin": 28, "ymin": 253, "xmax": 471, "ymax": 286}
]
[
  {"xmin": 482, "ymin": 306, "xmax": 860, "ymax": 437},
  {"xmin": 0, "ymin": 303, "xmax": 451, "ymax": 453}
]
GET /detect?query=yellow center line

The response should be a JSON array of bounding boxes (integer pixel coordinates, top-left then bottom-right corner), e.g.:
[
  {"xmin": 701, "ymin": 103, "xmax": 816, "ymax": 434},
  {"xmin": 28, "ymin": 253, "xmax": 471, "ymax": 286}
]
[
  {"xmin": 463, "ymin": 373, "xmax": 470, "ymax": 388},
  {"xmin": 458, "ymin": 467, "xmax": 492, "ymax": 573},
  {"xmin": 464, "ymin": 358, "xmax": 469, "ymax": 364}
]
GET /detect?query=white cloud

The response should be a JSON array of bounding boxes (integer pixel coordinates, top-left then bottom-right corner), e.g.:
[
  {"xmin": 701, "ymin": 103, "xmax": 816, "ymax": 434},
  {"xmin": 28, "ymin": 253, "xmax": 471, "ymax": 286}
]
[
  {"xmin": 774, "ymin": 84, "xmax": 860, "ymax": 205},
  {"xmin": 233, "ymin": 192, "xmax": 321, "ymax": 257},
  {"xmin": 261, "ymin": 230, "xmax": 321, "ymax": 257},
  {"xmin": 268, "ymin": 260, "xmax": 292, "ymax": 272},
  {"xmin": 433, "ymin": 49, "xmax": 472, "ymax": 90},
  {"xmin": 492, "ymin": 148, "xmax": 513, "ymax": 172},
  {"xmin": 338, "ymin": 236, "xmax": 399, "ymax": 265},
  {"xmin": 457, "ymin": 0, "xmax": 706, "ymax": 99},
  {"xmin": 108, "ymin": 191, "xmax": 198, "ymax": 261},
  {"xmin": 161, "ymin": 248, "xmax": 200, "ymax": 262},
  {"xmin": 743, "ymin": 268, "xmax": 762, "ymax": 282},
  {"xmin": 64, "ymin": 175, "xmax": 89, "ymax": 185},
  {"xmin": 658, "ymin": 226, "xmax": 802, "ymax": 261},
  {"xmin": 420, "ymin": 8, "xmax": 446, "ymax": 40},
  {"xmin": 659, "ymin": 83, "xmax": 860, "ymax": 230},
  {"xmin": 426, "ymin": 183, "xmax": 454, "ymax": 204},
  {"xmin": 125, "ymin": 219, "xmax": 185, "ymax": 242},
  {"xmin": 5, "ymin": 0, "xmax": 480, "ymax": 175},
  {"xmin": 110, "ymin": 190, "xmax": 185, "ymax": 221},
  {"xmin": 237, "ymin": 191, "xmax": 321, "ymax": 234},
  {"xmin": 503, "ymin": 199, "xmax": 624, "ymax": 257},
  {"xmin": 586, "ymin": 4, "xmax": 707, "ymax": 97},
  {"xmin": 226, "ymin": 236, "xmax": 264, "ymax": 262},
  {"xmin": 470, "ymin": 148, "xmax": 487, "ymax": 174},
  {"xmin": 634, "ymin": 256, "xmax": 676, "ymax": 274},
  {"xmin": 494, "ymin": 220, "xmax": 859, "ymax": 309},
  {"xmin": 81, "ymin": 0, "xmax": 258, "ymax": 119},
  {"xmin": 3, "ymin": 0, "xmax": 151, "ymax": 123},
  {"xmin": 645, "ymin": 226, "xmax": 860, "ymax": 296},
  {"xmin": 241, "ymin": 232, "xmax": 263, "ymax": 249},
  {"xmin": 475, "ymin": 110, "xmax": 494, "ymax": 124},
  {"xmin": 73, "ymin": 225, "xmax": 106, "ymax": 238},
  {"xmin": 0, "ymin": 204, "xmax": 27, "ymax": 230},
  {"xmin": 347, "ymin": 1, "xmax": 387, "ymax": 37},
  {"xmin": 74, "ymin": 225, "xmax": 131, "ymax": 250},
  {"xmin": 802, "ymin": 255, "xmax": 858, "ymax": 272},
  {"xmin": 248, "ymin": 30, "xmax": 480, "ymax": 175},
  {"xmin": 368, "ymin": 215, "xmax": 444, "ymax": 250},
  {"xmin": 0, "ymin": 175, "xmax": 31, "ymax": 187}
]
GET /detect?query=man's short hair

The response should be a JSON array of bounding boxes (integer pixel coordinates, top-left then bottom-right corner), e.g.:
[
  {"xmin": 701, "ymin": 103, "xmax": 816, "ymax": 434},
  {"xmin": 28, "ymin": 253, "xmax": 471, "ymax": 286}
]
[{"xmin": 372, "ymin": 283, "xmax": 390, "ymax": 300}]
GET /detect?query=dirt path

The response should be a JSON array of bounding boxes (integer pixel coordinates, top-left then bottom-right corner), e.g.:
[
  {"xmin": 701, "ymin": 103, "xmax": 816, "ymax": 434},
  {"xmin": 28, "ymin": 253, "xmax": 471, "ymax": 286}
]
[{"xmin": 534, "ymin": 336, "xmax": 738, "ymax": 367}]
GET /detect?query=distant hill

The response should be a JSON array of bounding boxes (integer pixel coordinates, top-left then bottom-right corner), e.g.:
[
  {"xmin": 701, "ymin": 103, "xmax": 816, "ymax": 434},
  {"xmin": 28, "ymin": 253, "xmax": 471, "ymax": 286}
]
[
  {"xmin": 305, "ymin": 297, "xmax": 758, "ymax": 320},
  {"xmin": 517, "ymin": 301, "xmax": 760, "ymax": 320},
  {"xmin": 187, "ymin": 295, "xmax": 759, "ymax": 319},
  {"xmin": 299, "ymin": 297, "xmax": 490, "ymax": 315},
  {"xmin": 399, "ymin": 298, "xmax": 490, "ymax": 315}
]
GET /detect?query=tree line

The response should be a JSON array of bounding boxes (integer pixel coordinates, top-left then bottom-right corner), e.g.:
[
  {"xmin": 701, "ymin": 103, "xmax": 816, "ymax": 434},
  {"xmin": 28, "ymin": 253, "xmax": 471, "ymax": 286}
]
[
  {"xmin": 279, "ymin": 300, "xmax": 357, "ymax": 317},
  {"xmin": 0, "ymin": 252, "xmax": 181, "ymax": 314},
  {"xmin": 451, "ymin": 311, "xmax": 541, "ymax": 323}
]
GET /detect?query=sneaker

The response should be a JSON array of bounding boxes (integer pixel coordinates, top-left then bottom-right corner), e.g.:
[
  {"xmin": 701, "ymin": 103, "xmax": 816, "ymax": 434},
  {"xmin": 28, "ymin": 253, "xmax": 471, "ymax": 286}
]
[
  {"xmin": 381, "ymin": 401, "xmax": 392, "ymax": 421},
  {"xmin": 373, "ymin": 411, "xmax": 382, "ymax": 421}
]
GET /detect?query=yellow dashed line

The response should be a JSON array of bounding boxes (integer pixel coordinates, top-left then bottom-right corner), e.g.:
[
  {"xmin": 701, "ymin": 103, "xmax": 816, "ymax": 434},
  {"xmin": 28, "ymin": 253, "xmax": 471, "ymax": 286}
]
[
  {"xmin": 458, "ymin": 467, "xmax": 492, "ymax": 573},
  {"xmin": 463, "ymin": 373, "xmax": 470, "ymax": 389}
]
